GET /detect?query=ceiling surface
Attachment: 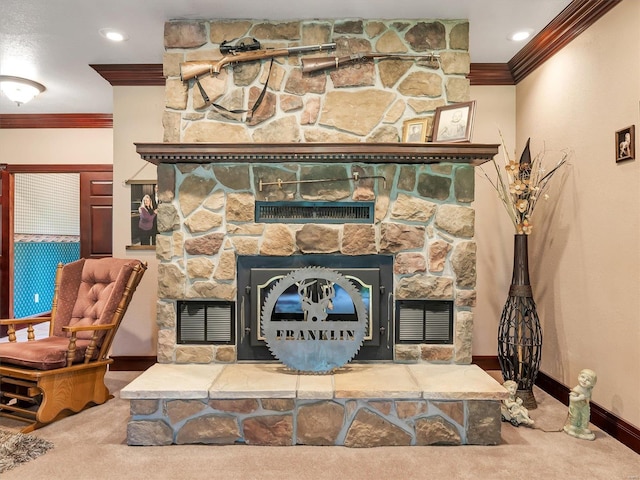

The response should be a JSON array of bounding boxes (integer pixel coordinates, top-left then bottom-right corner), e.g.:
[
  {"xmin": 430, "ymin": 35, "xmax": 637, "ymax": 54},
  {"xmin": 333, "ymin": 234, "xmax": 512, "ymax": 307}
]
[{"xmin": 0, "ymin": 0, "xmax": 572, "ymax": 115}]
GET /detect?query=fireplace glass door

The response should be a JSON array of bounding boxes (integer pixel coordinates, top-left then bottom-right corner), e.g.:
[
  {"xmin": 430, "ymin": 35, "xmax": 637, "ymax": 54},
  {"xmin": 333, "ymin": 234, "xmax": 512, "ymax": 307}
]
[{"xmin": 237, "ymin": 255, "xmax": 393, "ymax": 362}]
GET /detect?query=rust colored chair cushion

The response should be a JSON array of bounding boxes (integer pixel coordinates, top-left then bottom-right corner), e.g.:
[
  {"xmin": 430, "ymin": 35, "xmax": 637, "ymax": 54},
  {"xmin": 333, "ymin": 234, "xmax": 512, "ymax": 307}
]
[
  {"xmin": 53, "ymin": 258, "xmax": 137, "ymax": 341},
  {"xmin": 0, "ymin": 337, "xmax": 95, "ymax": 370},
  {"xmin": 51, "ymin": 258, "xmax": 85, "ymax": 334}
]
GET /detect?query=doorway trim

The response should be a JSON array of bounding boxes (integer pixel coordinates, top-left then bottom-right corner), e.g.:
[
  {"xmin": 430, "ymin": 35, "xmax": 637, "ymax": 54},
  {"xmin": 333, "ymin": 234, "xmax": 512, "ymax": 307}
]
[{"xmin": 0, "ymin": 164, "xmax": 112, "ymax": 320}]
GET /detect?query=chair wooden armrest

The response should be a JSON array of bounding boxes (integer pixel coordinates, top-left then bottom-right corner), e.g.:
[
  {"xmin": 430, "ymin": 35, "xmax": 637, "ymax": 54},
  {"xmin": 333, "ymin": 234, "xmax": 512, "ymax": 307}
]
[
  {"xmin": 0, "ymin": 317, "xmax": 51, "ymax": 326},
  {"xmin": 0, "ymin": 317, "xmax": 52, "ymax": 342},
  {"xmin": 61, "ymin": 323, "xmax": 118, "ymax": 366},
  {"xmin": 62, "ymin": 323, "xmax": 116, "ymax": 333}
]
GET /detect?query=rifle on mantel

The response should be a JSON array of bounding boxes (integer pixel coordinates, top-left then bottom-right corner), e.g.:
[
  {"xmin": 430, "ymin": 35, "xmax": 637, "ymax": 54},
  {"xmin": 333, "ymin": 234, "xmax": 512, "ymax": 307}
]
[
  {"xmin": 180, "ymin": 41, "xmax": 336, "ymax": 118},
  {"xmin": 301, "ymin": 52, "xmax": 440, "ymax": 73},
  {"xmin": 180, "ymin": 42, "xmax": 337, "ymax": 81}
]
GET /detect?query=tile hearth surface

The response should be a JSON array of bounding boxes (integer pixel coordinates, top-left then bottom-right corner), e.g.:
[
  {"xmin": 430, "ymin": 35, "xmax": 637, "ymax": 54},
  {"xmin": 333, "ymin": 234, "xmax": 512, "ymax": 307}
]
[{"xmin": 120, "ymin": 362, "xmax": 508, "ymax": 401}]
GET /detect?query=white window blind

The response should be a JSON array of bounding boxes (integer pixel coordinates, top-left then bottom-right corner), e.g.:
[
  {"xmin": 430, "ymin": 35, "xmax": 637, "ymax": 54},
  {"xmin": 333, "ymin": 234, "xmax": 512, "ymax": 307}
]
[{"xmin": 14, "ymin": 173, "xmax": 80, "ymax": 235}]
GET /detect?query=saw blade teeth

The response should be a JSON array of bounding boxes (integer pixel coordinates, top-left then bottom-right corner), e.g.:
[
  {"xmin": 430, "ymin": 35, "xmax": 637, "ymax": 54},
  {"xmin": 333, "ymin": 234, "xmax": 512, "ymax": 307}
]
[{"xmin": 260, "ymin": 266, "xmax": 368, "ymax": 373}]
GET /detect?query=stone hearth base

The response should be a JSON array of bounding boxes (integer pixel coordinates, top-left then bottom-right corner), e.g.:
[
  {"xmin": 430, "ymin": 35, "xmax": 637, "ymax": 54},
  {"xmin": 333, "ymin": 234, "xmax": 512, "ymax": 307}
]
[{"xmin": 121, "ymin": 363, "xmax": 508, "ymax": 447}]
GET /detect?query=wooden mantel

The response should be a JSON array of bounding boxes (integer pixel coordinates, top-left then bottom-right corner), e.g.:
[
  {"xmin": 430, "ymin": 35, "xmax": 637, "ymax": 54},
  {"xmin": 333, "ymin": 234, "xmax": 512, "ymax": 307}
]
[{"xmin": 135, "ymin": 142, "xmax": 499, "ymax": 166}]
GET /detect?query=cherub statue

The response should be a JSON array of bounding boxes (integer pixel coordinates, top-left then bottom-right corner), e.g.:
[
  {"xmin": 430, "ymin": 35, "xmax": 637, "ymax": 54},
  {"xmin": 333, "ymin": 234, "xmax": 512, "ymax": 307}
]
[
  {"xmin": 501, "ymin": 380, "xmax": 535, "ymax": 427},
  {"xmin": 563, "ymin": 369, "xmax": 597, "ymax": 440}
]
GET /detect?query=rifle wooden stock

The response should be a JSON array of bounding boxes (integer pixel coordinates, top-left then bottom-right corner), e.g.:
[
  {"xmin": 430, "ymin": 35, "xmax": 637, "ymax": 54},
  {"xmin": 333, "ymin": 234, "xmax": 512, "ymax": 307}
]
[
  {"xmin": 301, "ymin": 56, "xmax": 344, "ymax": 73},
  {"xmin": 181, "ymin": 43, "xmax": 336, "ymax": 81},
  {"xmin": 301, "ymin": 53, "xmax": 440, "ymax": 73}
]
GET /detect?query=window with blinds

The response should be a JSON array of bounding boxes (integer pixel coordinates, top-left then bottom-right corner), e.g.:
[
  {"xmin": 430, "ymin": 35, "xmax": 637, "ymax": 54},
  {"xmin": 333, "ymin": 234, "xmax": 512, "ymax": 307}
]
[
  {"xmin": 177, "ymin": 301, "xmax": 235, "ymax": 344},
  {"xmin": 395, "ymin": 300, "xmax": 453, "ymax": 344}
]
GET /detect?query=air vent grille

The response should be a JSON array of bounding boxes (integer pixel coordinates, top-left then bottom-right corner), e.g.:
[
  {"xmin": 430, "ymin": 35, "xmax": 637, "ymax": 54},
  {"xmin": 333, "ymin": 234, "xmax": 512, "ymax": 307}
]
[
  {"xmin": 255, "ymin": 201, "xmax": 374, "ymax": 224},
  {"xmin": 177, "ymin": 301, "xmax": 234, "ymax": 344},
  {"xmin": 396, "ymin": 300, "xmax": 453, "ymax": 344}
]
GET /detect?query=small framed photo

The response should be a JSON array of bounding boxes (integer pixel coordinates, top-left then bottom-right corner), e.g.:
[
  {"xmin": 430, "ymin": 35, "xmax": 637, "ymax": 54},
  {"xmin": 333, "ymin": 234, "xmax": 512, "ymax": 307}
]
[
  {"xmin": 402, "ymin": 118, "xmax": 429, "ymax": 143},
  {"xmin": 128, "ymin": 182, "xmax": 158, "ymax": 250},
  {"xmin": 432, "ymin": 100, "xmax": 476, "ymax": 143},
  {"xmin": 616, "ymin": 125, "xmax": 635, "ymax": 162}
]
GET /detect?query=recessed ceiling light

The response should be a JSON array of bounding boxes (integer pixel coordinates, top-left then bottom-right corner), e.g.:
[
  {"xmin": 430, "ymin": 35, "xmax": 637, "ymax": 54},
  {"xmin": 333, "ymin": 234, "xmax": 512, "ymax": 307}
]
[
  {"xmin": 99, "ymin": 28, "xmax": 128, "ymax": 42},
  {"xmin": 509, "ymin": 30, "xmax": 533, "ymax": 42}
]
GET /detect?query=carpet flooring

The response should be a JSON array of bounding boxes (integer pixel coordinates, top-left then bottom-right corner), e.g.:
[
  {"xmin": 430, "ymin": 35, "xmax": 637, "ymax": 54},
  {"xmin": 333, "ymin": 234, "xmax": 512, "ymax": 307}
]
[{"xmin": 0, "ymin": 371, "xmax": 637, "ymax": 480}]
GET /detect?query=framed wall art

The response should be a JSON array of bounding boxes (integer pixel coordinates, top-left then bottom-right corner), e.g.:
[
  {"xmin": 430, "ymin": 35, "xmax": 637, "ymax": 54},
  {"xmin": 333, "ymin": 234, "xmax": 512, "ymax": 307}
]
[
  {"xmin": 127, "ymin": 181, "xmax": 158, "ymax": 250},
  {"xmin": 402, "ymin": 118, "xmax": 429, "ymax": 143},
  {"xmin": 616, "ymin": 125, "xmax": 635, "ymax": 162},
  {"xmin": 432, "ymin": 100, "xmax": 476, "ymax": 143}
]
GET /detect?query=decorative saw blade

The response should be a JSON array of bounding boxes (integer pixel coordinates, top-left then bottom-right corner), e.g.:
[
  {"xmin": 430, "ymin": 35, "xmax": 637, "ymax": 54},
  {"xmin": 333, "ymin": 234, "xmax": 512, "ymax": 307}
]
[{"xmin": 261, "ymin": 267, "xmax": 368, "ymax": 373}]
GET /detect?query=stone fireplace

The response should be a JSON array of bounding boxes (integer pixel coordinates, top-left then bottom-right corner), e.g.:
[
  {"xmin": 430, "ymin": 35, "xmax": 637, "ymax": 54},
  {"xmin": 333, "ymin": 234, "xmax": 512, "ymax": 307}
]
[
  {"xmin": 151, "ymin": 17, "xmax": 493, "ymax": 366},
  {"xmin": 121, "ymin": 17, "xmax": 509, "ymax": 448},
  {"xmin": 127, "ymin": 142, "xmax": 507, "ymax": 448},
  {"xmin": 139, "ymin": 142, "xmax": 498, "ymax": 366}
]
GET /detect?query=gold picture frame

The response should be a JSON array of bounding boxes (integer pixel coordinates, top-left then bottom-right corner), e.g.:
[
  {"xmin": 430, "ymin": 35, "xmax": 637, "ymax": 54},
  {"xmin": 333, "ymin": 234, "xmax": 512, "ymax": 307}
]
[
  {"xmin": 432, "ymin": 100, "xmax": 476, "ymax": 143},
  {"xmin": 402, "ymin": 118, "xmax": 429, "ymax": 143}
]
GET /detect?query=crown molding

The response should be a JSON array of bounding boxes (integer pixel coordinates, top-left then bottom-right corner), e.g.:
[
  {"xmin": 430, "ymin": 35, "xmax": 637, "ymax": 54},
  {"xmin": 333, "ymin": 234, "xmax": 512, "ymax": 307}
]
[
  {"xmin": 471, "ymin": 0, "xmax": 621, "ymax": 85},
  {"xmin": 90, "ymin": 64, "xmax": 165, "ymax": 86},
  {"xmin": 508, "ymin": 0, "xmax": 622, "ymax": 83},
  {"xmin": 0, "ymin": 113, "xmax": 112, "ymax": 129},
  {"xmin": 468, "ymin": 63, "xmax": 515, "ymax": 86}
]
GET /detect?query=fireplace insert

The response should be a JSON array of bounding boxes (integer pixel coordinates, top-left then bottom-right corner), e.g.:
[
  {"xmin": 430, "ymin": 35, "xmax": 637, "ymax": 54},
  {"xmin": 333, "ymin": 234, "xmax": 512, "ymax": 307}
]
[{"xmin": 236, "ymin": 254, "xmax": 393, "ymax": 362}]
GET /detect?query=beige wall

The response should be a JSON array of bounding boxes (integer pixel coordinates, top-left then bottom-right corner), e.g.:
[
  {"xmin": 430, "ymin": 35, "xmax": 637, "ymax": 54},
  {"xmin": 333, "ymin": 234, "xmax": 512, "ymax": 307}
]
[
  {"xmin": 469, "ymin": 85, "xmax": 517, "ymax": 356},
  {"xmin": 0, "ymin": 129, "xmax": 112, "ymax": 164},
  {"xmin": 516, "ymin": 0, "xmax": 639, "ymax": 428},
  {"xmin": 111, "ymin": 85, "xmax": 165, "ymax": 356}
]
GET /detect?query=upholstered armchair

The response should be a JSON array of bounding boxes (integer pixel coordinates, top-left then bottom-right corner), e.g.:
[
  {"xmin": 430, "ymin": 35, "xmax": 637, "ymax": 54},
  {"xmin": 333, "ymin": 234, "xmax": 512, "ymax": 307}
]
[{"xmin": 0, "ymin": 257, "xmax": 146, "ymax": 432}]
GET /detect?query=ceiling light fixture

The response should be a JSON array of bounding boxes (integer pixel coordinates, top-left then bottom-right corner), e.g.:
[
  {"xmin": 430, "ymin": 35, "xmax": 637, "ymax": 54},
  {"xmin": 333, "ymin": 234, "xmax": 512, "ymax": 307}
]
[
  {"xmin": 99, "ymin": 28, "xmax": 129, "ymax": 42},
  {"xmin": 0, "ymin": 75, "xmax": 46, "ymax": 106}
]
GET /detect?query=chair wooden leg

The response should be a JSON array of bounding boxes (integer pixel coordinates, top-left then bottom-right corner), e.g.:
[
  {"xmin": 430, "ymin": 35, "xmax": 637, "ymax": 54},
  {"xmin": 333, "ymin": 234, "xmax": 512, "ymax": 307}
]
[{"xmin": 0, "ymin": 377, "xmax": 42, "ymax": 432}]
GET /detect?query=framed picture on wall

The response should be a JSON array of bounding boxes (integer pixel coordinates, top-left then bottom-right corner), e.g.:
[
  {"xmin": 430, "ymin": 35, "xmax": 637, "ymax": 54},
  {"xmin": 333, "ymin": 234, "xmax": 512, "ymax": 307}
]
[
  {"xmin": 615, "ymin": 125, "xmax": 635, "ymax": 162},
  {"xmin": 127, "ymin": 181, "xmax": 158, "ymax": 250},
  {"xmin": 432, "ymin": 100, "xmax": 476, "ymax": 143},
  {"xmin": 402, "ymin": 118, "xmax": 429, "ymax": 143}
]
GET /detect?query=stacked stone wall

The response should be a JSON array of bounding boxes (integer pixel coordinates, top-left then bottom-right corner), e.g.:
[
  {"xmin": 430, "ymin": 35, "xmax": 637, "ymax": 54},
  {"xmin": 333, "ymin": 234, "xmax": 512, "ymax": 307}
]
[
  {"xmin": 162, "ymin": 18, "xmax": 470, "ymax": 142},
  {"xmin": 128, "ymin": 397, "xmax": 501, "ymax": 447},
  {"xmin": 155, "ymin": 160, "xmax": 477, "ymax": 364},
  {"xmin": 157, "ymin": 18, "xmax": 477, "ymax": 365}
]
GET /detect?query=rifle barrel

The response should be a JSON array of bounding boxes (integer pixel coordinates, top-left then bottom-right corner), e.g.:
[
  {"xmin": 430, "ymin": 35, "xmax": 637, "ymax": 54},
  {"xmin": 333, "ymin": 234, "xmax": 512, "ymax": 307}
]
[
  {"xmin": 301, "ymin": 53, "xmax": 440, "ymax": 73},
  {"xmin": 288, "ymin": 43, "xmax": 337, "ymax": 54},
  {"xmin": 180, "ymin": 43, "xmax": 337, "ymax": 81}
]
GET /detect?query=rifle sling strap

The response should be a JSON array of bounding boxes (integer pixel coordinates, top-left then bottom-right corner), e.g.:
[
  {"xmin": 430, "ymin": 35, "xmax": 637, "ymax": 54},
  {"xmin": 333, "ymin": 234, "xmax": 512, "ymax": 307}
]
[{"xmin": 194, "ymin": 58, "xmax": 274, "ymax": 120}]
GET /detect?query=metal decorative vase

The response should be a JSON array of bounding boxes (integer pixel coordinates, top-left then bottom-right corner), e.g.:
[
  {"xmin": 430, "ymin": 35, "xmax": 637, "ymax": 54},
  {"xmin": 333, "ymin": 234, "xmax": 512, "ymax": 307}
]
[{"xmin": 497, "ymin": 234, "xmax": 542, "ymax": 409}]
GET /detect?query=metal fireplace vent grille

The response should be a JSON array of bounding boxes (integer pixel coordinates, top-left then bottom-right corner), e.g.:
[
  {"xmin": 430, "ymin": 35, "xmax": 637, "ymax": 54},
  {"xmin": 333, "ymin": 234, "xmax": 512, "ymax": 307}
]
[
  {"xmin": 255, "ymin": 201, "xmax": 374, "ymax": 224},
  {"xmin": 396, "ymin": 300, "xmax": 453, "ymax": 344},
  {"xmin": 177, "ymin": 301, "xmax": 234, "ymax": 344}
]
